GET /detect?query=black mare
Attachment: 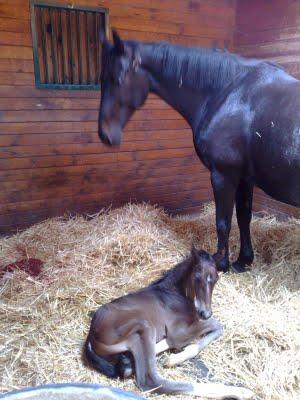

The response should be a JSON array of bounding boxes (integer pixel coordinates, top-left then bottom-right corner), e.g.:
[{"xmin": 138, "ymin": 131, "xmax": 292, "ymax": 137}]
[{"xmin": 98, "ymin": 31, "xmax": 300, "ymax": 273}]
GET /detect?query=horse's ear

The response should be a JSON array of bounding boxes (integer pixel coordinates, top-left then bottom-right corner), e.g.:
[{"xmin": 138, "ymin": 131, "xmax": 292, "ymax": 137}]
[
  {"xmin": 133, "ymin": 50, "xmax": 142, "ymax": 72},
  {"xmin": 99, "ymin": 29, "xmax": 111, "ymax": 53},
  {"xmin": 112, "ymin": 29, "xmax": 125, "ymax": 54}
]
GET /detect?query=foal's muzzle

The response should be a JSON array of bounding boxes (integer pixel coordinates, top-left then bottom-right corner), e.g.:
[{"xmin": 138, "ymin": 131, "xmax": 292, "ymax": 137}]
[{"xmin": 198, "ymin": 310, "xmax": 212, "ymax": 320}]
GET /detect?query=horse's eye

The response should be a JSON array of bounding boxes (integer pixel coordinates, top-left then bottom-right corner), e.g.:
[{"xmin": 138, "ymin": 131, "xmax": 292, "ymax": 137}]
[{"xmin": 195, "ymin": 272, "xmax": 201, "ymax": 279}]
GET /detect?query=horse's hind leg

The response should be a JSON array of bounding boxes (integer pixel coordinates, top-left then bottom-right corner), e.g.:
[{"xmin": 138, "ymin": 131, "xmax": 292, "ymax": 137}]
[
  {"xmin": 232, "ymin": 180, "xmax": 254, "ymax": 273},
  {"xmin": 211, "ymin": 169, "xmax": 240, "ymax": 272}
]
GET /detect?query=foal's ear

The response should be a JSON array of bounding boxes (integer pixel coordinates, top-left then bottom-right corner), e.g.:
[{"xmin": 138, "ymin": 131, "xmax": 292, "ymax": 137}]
[
  {"xmin": 112, "ymin": 29, "xmax": 125, "ymax": 54},
  {"xmin": 191, "ymin": 244, "xmax": 200, "ymax": 263}
]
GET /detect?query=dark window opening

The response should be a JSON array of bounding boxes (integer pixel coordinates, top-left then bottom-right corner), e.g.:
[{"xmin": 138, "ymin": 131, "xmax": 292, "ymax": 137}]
[{"xmin": 30, "ymin": 1, "xmax": 109, "ymax": 90}]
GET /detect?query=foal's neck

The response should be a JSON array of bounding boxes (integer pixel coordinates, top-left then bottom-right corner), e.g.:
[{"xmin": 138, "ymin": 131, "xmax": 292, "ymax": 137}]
[
  {"xmin": 157, "ymin": 257, "xmax": 194, "ymax": 300},
  {"xmin": 138, "ymin": 42, "xmax": 253, "ymax": 131}
]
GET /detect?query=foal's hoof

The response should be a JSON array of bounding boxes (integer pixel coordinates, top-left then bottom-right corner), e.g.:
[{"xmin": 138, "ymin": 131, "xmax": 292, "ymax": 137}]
[
  {"xmin": 116, "ymin": 354, "xmax": 134, "ymax": 379},
  {"xmin": 231, "ymin": 261, "xmax": 251, "ymax": 274},
  {"xmin": 192, "ymin": 358, "xmax": 210, "ymax": 378},
  {"xmin": 166, "ymin": 353, "xmax": 179, "ymax": 367}
]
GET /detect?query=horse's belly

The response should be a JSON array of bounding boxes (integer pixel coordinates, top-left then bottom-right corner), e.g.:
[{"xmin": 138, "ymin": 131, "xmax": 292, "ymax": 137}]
[
  {"xmin": 251, "ymin": 129, "xmax": 300, "ymax": 206},
  {"xmin": 255, "ymin": 178, "xmax": 300, "ymax": 206}
]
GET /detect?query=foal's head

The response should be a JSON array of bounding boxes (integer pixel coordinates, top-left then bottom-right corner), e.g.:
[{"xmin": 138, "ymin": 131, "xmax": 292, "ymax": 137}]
[
  {"xmin": 99, "ymin": 30, "xmax": 149, "ymax": 146},
  {"xmin": 188, "ymin": 246, "xmax": 219, "ymax": 320}
]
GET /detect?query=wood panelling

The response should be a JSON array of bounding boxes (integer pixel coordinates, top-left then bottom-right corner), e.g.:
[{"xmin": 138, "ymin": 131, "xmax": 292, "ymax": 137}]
[
  {"xmin": 0, "ymin": 0, "xmax": 236, "ymax": 234},
  {"xmin": 235, "ymin": 0, "xmax": 299, "ymax": 218}
]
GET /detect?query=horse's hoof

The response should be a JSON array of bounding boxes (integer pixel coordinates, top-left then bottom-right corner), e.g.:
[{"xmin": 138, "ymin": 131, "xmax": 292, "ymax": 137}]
[
  {"xmin": 213, "ymin": 255, "xmax": 230, "ymax": 273},
  {"xmin": 217, "ymin": 265, "xmax": 230, "ymax": 273},
  {"xmin": 216, "ymin": 263, "xmax": 230, "ymax": 273},
  {"xmin": 231, "ymin": 261, "xmax": 251, "ymax": 273}
]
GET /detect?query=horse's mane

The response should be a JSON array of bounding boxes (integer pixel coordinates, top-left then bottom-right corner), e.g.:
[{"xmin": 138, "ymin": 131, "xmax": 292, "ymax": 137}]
[{"xmin": 138, "ymin": 41, "xmax": 283, "ymax": 91}]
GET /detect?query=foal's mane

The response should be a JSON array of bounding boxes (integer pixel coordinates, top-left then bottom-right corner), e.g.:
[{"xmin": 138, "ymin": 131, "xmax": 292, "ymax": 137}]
[
  {"xmin": 137, "ymin": 41, "xmax": 282, "ymax": 91},
  {"xmin": 150, "ymin": 250, "xmax": 209, "ymax": 291},
  {"xmin": 151, "ymin": 256, "xmax": 193, "ymax": 290}
]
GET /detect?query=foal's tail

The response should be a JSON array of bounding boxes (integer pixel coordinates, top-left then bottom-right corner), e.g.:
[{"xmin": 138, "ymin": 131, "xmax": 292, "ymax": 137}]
[{"xmin": 85, "ymin": 339, "xmax": 118, "ymax": 378}]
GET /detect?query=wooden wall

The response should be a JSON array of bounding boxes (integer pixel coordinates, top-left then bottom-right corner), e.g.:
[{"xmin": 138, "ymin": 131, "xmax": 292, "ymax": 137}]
[
  {"xmin": 235, "ymin": 0, "xmax": 300, "ymax": 218},
  {"xmin": 0, "ymin": 0, "xmax": 236, "ymax": 234}
]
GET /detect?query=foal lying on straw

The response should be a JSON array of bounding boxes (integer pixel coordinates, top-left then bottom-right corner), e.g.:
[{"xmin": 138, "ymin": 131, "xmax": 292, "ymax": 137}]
[{"xmin": 85, "ymin": 247, "xmax": 254, "ymax": 399}]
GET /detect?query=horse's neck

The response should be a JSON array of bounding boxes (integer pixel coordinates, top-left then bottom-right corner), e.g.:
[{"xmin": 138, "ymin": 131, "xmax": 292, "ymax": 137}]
[
  {"xmin": 139, "ymin": 44, "xmax": 204, "ymax": 129},
  {"xmin": 139, "ymin": 43, "xmax": 250, "ymax": 131}
]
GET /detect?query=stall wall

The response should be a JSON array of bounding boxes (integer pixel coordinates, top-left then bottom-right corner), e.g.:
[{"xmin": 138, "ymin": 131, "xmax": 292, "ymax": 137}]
[
  {"xmin": 0, "ymin": 0, "xmax": 237, "ymax": 234},
  {"xmin": 235, "ymin": 0, "xmax": 300, "ymax": 217}
]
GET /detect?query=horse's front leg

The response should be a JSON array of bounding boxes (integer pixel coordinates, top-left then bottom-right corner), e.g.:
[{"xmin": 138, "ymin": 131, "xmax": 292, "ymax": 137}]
[
  {"xmin": 211, "ymin": 169, "xmax": 240, "ymax": 272},
  {"xmin": 232, "ymin": 179, "xmax": 254, "ymax": 273},
  {"xmin": 166, "ymin": 319, "xmax": 222, "ymax": 367}
]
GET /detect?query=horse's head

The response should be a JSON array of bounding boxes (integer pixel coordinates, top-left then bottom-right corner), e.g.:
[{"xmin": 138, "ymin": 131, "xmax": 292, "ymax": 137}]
[
  {"xmin": 189, "ymin": 246, "xmax": 219, "ymax": 320},
  {"xmin": 99, "ymin": 30, "xmax": 149, "ymax": 146}
]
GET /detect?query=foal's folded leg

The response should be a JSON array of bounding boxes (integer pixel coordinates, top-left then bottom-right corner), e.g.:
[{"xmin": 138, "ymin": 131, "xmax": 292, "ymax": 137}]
[
  {"xmin": 155, "ymin": 339, "xmax": 169, "ymax": 355},
  {"xmin": 128, "ymin": 320, "xmax": 253, "ymax": 398},
  {"xmin": 167, "ymin": 320, "xmax": 223, "ymax": 367}
]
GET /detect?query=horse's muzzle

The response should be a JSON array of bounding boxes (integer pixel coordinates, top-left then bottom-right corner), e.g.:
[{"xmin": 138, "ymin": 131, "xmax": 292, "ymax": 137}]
[{"xmin": 99, "ymin": 130, "xmax": 121, "ymax": 146}]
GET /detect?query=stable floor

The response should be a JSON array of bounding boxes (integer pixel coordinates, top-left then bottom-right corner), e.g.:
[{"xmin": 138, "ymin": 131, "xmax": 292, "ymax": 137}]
[{"xmin": 0, "ymin": 203, "xmax": 299, "ymax": 400}]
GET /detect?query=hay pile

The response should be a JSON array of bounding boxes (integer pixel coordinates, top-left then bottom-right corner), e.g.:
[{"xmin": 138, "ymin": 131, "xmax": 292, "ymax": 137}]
[{"xmin": 0, "ymin": 203, "xmax": 299, "ymax": 400}]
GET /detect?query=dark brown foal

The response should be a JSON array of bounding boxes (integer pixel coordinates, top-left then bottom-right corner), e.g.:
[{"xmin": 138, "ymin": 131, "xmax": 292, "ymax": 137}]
[{"xmin": 85, "ymin": 247, "xmax": 254, "ymax": 399}]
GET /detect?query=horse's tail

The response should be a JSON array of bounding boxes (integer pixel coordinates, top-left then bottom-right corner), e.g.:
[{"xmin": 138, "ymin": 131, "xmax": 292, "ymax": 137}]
[{"xmin": 85, "ymin": 339, "xmax": 118, "ymax": 378}]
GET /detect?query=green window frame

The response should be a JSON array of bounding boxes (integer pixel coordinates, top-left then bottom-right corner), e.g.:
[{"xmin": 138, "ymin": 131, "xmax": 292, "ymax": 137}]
[{"xmin": 30, "ymin": 0, "xmax": 109, "ymax": 90}]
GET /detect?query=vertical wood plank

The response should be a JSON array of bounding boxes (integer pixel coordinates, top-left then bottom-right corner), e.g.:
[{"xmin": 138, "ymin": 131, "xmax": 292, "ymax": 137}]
[
  {"xmin": 60, "ymin": 9, "xmax": 71, "ymax": 84},
  {"xmin": 79, "ymin": 11, "xmax": 88, "ymax": 85},
  {"xmin": 76, "ymin": 11, "xmax": 82, "ymax": 84},
  {"xmin": 66, "ymin": 9, "xmax": 73, "ymax": 84},
  {"xmin": 95, "ymin": 12, "xmax": 102, "ymax": 83},
  {"xmin": 50, "ymin": 7, "xmax": 58, "ymax": 83},
  {"xmin": 52, "ymin": 8, "xmax": 64, "ymax": 84},
  {"xmin": 70, "ymin": 10, "xmax": 79, "ymax": 84},
  {"xmin": 87, "ymin": 12, "xmax": 96, "ymax": 83},
  {"xmin": 42, "ymin": 7, "xmax": 54, "ymax": 83},
  {"xmin": 34, "ymin": 6, "xmax": 46, "ymax": 84},
  {"xmin": 85, "ymin": 11, "xmax": 90, "ymax": 84}
]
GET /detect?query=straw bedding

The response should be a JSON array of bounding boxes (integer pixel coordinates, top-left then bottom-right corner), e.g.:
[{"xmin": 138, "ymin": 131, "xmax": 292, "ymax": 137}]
[{"xmin": 0, "ymin": 203, "xmax": 299, "ymax": 400}]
